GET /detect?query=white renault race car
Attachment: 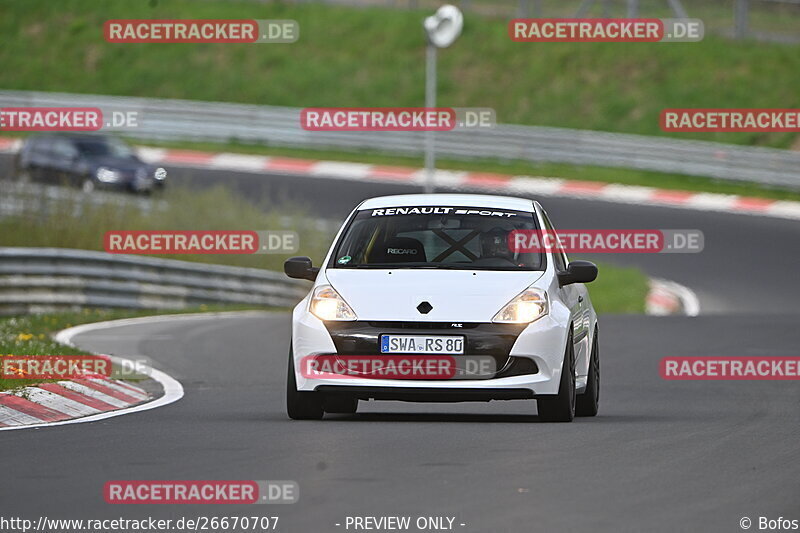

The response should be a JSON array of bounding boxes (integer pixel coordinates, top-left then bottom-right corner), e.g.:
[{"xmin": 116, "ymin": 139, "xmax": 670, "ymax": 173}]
[{"xmin": 284, "ymin": 194, "xmax": 599, "ymax": 422}]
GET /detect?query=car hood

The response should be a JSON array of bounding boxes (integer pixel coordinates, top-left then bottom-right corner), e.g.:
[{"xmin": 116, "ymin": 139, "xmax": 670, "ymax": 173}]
[{"xmin": 324, "ymin": 269, "xmax": 545, "ymax": 322}]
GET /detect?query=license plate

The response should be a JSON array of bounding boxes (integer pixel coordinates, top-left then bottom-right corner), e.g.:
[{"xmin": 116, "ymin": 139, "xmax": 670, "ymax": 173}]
[{"xmin": 380, "ymin": 335, "xmax": 464, "ymax": 354}]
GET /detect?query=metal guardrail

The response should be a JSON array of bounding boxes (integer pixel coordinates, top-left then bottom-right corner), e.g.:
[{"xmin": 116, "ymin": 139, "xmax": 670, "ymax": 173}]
[
  {"xmin": 0, "ymin": 247, "xmax": 309, "ymax": 315},
  {"xmin": 1, "ymin": 90, "xmax": 799, "ymax": 189}
]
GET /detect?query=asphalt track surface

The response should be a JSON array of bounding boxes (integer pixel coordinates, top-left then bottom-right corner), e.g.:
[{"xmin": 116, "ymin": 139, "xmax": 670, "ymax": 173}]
[{"xmin": 2, "ymin": 159, "xmax": 800, "ymax": 532}]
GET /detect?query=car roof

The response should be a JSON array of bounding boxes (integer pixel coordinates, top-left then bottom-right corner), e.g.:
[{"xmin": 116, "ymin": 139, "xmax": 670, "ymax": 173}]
[
  {"xmin": 27, "ymin": 133, "xmax": 114, "ymax": 142},
  {"xmin": 358, "ymin": 194, "xmax": 536, "ymax": 212}
]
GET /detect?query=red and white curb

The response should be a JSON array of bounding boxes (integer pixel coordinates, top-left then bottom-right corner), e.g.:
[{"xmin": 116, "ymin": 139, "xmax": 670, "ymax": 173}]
[
  {"xmin": 0, "ymin": 316, "xmax": 185, "ymax": 431},
  {"xmin": 140, "ymin": 147, "xmax": 800, "ymax": 221},
  {"xmin": 2, "ymin": 137, "xmax": 800, "ymax": 221},
  {"xmin": 646, "ymin": 278, "xmax": 700, "ymax": 317},
  {"xmin": 0, "ymin": 377, "xmax": 150, "ymax": 428}
]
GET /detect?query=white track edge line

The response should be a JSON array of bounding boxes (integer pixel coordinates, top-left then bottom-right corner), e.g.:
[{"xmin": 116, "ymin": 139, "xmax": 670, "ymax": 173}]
[{"xmin": 0, "ymin": 312, "xmax": 276, "ymax": 430}]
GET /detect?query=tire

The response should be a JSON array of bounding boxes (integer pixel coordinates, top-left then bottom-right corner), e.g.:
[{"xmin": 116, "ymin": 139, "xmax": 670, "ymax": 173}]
[
  {"xmin": 576, "ymin": 328, "xmax": 600, "ymax": 417},
  {"xmin": 15, "ymin": 163, "xmax": 31, "ymax": 184},
  {"xmin": 323, "ymin": 396, "xmax": 358, "ymax": 414},
  {"xmin": 286, "ymin": 346, "xmax": 324, "ymax": 420},
  {"xmin": 537, "ymin": 331, "xmax": 576, "ymax": 422}
]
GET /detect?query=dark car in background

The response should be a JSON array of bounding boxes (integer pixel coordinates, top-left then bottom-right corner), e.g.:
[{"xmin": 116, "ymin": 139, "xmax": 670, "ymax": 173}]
[{"xmin": 13, "ymin": 133, "xmax": 166, "ymax": 193}]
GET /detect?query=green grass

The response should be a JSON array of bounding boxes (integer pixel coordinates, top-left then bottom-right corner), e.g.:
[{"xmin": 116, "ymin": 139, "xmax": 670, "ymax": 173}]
[
  {"xmin": 0, "ymin": 0, "xmax": 798, "ymax": 149},
  {"xmin": 586, "ymin": 262, "xmax": 648, "ymax": 315},
  {"xmin": 464, "ymin": 0, "xmax": 800, "ymax": 39},
  {"xmin": 0, "ymin": 305, "xmax": 270, "ymax": 392}
]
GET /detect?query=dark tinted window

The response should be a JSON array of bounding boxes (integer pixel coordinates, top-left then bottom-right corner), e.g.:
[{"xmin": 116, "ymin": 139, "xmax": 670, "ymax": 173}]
[
  {"xmin": 25, "ymin": 136, "xmax": 52, "ymax": 155},
  {"xmin": 331, "ymin": 206, "xmax": 544, "ymax": 271},
  {"xmin": 51, "ymin": 138, "xmax": 77, "ymax": 159},
  {"xmin": 75, "ymin": 137, "xmax": 134, "ymax": 158}
]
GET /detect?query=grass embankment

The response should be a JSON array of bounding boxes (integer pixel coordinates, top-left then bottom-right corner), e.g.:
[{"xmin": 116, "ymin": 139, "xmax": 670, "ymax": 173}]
[
  {"xmin": 2, "ymin": 0, "xmax": 798, "ymax": 199},
  {"xmin": 0, "ymin": 0, "xmax": 797, "ymax": 150},
  {"xmin": 0, "ymin": 1, "xmax": 798, "ymax": 198}
]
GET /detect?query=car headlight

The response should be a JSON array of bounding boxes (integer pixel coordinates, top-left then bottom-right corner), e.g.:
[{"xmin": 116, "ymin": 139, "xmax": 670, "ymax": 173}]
[
  {"xmin": 96, "ymin": 167, "xmax": 121, "ymax": 183},
  {"xmin": 492, "ymin": 287, "xmax": 549, "ymax": 324},
  {"xmin": 309, "ymin": 285, "xmax": 357, "ymax": 321},
  {"xmin": 154, "ymin": 167, "xmax": 167, "ymax": 180}
]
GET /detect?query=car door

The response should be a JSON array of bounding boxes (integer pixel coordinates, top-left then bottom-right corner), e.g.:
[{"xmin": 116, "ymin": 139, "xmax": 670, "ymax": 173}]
[
  {"xmin": 49, "ymin": 137, "xmax": 80, "ymax": 186},
  {"xmin": 26, "ymin": 136, "xmax": 52, "ymax": 182}
]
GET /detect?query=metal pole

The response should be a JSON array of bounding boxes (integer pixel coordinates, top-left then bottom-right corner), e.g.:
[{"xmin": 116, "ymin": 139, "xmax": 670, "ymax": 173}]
[
  {"xmin": 666, "ymin": 0, "xmax": 689, "ymax": 19},
  {"xmin": 734, "ymin": 0, "xmax": 749, "ymax": 40},
  {"xmin": 575, "ymin": 0, "xmax": 595, "ymax": 17},
  {"xmin": 626, "ymin": 0, "xmax": 638, "ymax": 18},
  {"xmin": 424, "ymin": 43, "xmax": 437, "ymax": 194}
]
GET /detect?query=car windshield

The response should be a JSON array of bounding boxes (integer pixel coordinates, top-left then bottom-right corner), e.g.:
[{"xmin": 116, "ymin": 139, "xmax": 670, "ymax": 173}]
[
  {"xmin": 330, "ymin": 205, "xmax": 544, "ymax": 271},
  {"xmin": 75, "ymin": 138, "xmax": 135, "ymax": 158}
]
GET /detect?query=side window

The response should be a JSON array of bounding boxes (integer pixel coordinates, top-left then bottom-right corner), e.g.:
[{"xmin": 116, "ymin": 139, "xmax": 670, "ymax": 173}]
[
  {"xmin": 51, "ymin": 138, "xmax": 77, "ymax": 159},
  {"xmin": 27, "ymin": 136, "xmax": 50, "ymax": 156},
  {"xmin": 539, "ymin": 208, "xmax": 569, "ymax": 272}
]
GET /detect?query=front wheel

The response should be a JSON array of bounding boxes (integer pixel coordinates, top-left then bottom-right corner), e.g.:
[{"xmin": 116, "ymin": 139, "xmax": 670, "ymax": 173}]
[
  {"xmin": 286, "ymin": 347, "xmax": 324, "ymax": 420},
  {"xmin": 576, "ymin": 328, "xmax": 600, "ymax": 417},
  {"xmin": 81, "ymin": 177, "xmax": 96, "ymax": 193},
  {"xmin": 14, "ymin": 163, "xmax": 31, "ymax": 184},
  {"xmin": 537, "ymin": 331, "xmax": 576, "ymax": 422}
]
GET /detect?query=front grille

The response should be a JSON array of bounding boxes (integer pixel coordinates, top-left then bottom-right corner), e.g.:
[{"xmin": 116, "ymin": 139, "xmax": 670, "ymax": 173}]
[
  {"xmin": 367, "ymin": 321, "xmax": 480, "ymax": 329},
  {"xmin": 323, "ymin": 321, "xmax": 528, "ymax": 380}
]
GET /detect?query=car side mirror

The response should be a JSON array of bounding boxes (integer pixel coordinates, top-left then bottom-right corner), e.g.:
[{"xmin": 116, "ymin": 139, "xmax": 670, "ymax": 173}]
[
  {"xmin": 284, "ymin": 256, "xmax": 319, "ymax": 282},
  {"xmin": 558, "ymin": 260, "xmax": 598, "ymax": 286}
]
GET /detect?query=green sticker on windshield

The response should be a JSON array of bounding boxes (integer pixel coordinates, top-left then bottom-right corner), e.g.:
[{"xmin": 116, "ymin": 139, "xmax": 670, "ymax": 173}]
[{"xmin": 337, "ymin": 255, "xmax": 352, "ymax": 264}]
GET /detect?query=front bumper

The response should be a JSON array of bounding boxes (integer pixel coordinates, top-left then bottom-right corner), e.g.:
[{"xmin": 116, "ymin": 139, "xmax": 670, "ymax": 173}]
[
  {"xmin": 95, "ymin": 178, "xmax": 161, "ymax": 193},
  {"xmin": 291, "ymin": 304, "xmax": 570, "ymax": 398}
]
